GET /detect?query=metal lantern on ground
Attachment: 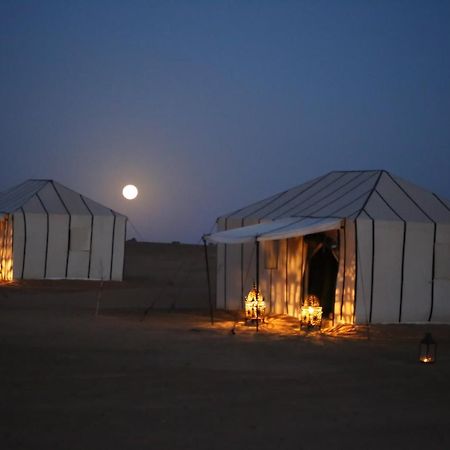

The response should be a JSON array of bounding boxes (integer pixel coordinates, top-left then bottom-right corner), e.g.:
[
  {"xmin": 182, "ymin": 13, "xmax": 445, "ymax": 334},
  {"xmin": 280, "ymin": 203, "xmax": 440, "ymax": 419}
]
[
  {"xmin": 419, "ymin": 333, "xmax": 437, "ymax": 364},
  {"xmin": 300, "ymin": 295, "xmax": 323, "ymax": 329},
  {"xmin": 245, "ymin": 283, "xmax": 266, "ymax": 323}
]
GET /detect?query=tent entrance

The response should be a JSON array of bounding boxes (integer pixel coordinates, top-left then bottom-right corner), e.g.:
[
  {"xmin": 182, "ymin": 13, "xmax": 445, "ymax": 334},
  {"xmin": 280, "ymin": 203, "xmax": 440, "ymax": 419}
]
[
  {"xmin": 304, "ymin": 231, "xmax": 339, "ymax": 318},
  {"xmin": 203, "ymin": 217, "xmax": 343, "ymax": 318}
]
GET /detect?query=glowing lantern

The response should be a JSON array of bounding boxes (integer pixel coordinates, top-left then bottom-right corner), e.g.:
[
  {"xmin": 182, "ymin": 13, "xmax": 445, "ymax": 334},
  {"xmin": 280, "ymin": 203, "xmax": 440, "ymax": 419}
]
[
  {"xmin": 245, "ymin": 283, "xmax": 266, "ymax": 323},
  {"xmin": 300, "ymin": 295, "xmax": 323, "ymax": 329},
  {"xmin": 419, "ymin": 333, "xmax": 436, "ymax": 364}
]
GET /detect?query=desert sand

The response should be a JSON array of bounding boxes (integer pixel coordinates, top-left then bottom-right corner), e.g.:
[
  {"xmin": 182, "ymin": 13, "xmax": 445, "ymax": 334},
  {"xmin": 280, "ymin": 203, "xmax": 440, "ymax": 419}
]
[{"xmin": 1, "ymin": 242, "xmax": 449, "ymax": 450}]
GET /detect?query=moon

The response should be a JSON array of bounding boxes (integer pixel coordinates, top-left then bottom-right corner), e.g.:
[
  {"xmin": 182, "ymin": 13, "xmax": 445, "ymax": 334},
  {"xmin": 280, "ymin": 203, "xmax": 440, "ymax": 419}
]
[{"xmin": 122, "ymin": 184, "xmax": 138, "ymax": 200}]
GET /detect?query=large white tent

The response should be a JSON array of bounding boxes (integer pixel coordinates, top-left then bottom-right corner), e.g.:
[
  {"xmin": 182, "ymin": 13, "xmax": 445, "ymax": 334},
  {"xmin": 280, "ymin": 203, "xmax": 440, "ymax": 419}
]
[
  {"xmin": 205, "ymin": 170, "xmax": 450, "ymax": 324},
  {"xmin": 0, "ymin": 180, "xmax": 127, "ymax": 281}
]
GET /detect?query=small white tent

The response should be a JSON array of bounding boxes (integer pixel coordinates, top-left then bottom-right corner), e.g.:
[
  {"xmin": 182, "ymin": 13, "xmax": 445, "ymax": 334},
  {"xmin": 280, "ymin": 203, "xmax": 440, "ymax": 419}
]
[
  {"xmin": 0, "ymin": 180, "xmax": 127, "ymax": 281},
  {"xmin": 205, "ymin": 170, "xmax": 450, "ymax": 324}
]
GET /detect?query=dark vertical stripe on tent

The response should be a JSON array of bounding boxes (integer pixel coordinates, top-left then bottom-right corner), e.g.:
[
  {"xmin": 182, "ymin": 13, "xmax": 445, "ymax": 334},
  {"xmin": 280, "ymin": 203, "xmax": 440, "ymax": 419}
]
[
  {"xmin": 398, "ymin": 222, "xmax": 407, "ymax": 322},
  {"xmin": 285, "ymin": 239, "xmax": 289, "ymax": 314},
  {"xmin": 385, "ymin": 172, "xmax": 438, "ymax": 321},
  {"xmin": 51, "ymin": 182, "xmax": 71, "ymax": 278},
  {"xmin": 362, "ymin": 209, "xmax": 376, "ymax": 324},
  {"xmin": 430, "ymin": 194, "xmax": 447, "ymax": 321},
  {"xmin": 20, "ymin": 208, "xmax": 27, "ymax": 279},
  {"xmin": 374, "ymin": 191, "xmax": 407, "ymax": 323},
  {"xmin": 109, "ymin": 210, "xmax": 117, "ymax": 280},
  {"xmin": 429, "ymin": 224, "xmax": 437, "ymax": 321},
  {"xmin": 223, "ymin": 218, "xmax": 228, "ymax": 309},
  {"xmin": 35, "ymin": 193, "xmax": 49, "ymax": 278},
  {"xmin": 353, "ymin": 220, "xmax": 359, "ymax": 323},
  {"xmin": 79, "ymin": 195, "xmax": 94, "ymax": 279},
  {"xmin": 340, "ymin": 222, "xmax": 347, "ymax": 321}
]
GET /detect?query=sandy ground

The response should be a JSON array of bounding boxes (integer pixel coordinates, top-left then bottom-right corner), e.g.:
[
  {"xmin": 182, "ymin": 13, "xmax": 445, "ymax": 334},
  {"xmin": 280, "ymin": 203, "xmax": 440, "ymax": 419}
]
[
  {"xmin": 0, "ymin": 242, "xmax": 449, "ymax": 449},
  {"xmin": 1, "ymin": 285, "xmax": 450, "ymax": 450},
  {"xmin": 122, "ymin": 240, "xmax": 216, "ymax": 310}
]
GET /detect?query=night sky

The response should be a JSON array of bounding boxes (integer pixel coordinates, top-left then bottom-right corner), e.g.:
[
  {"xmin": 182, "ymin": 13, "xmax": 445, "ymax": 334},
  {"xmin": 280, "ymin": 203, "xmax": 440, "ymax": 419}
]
[{"xmin": 1, "ymin": 0, "xmax": 449, "ymax": 243}]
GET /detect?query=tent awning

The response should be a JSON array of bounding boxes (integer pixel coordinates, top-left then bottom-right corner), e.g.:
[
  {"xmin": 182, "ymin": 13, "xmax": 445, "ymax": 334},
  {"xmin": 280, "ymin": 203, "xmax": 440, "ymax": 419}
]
[{"xmin": 204, "ymin": 217, "xmax": 343, "ymax": 244}]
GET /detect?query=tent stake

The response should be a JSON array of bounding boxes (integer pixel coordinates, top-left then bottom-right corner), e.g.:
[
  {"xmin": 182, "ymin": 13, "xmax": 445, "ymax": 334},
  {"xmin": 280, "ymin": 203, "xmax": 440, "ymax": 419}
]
[{"xmin": 202, "ymin": 238, "xmax": 214, "ymax": 325}]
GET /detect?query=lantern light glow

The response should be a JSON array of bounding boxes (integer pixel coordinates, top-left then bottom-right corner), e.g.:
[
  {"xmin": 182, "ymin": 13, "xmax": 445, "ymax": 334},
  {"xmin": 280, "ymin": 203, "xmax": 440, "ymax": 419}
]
[
  {"xmin": 300, "ymin": 295, "xmax": 323, "ymax": 329},
  {"xmin": 245, "ymin": 283, "xmax": 266, "ymax": 323}
]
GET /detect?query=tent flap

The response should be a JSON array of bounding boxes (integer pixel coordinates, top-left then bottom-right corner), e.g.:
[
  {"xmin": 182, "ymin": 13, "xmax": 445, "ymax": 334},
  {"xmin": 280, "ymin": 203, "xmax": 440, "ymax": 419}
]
[{"xmin": 205, "ymin": 217, "xmax": 343, "ymax": 244}]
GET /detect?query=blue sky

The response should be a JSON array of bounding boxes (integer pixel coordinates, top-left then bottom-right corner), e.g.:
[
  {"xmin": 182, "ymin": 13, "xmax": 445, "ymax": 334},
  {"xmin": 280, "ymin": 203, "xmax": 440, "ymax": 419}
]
[{"xmin": 1, "ymin": 0, "xmax": 449, "ymax": 242}]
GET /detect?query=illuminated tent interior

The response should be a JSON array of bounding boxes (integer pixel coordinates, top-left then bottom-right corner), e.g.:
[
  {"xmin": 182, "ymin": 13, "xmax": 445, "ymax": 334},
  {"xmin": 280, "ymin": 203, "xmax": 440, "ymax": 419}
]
[
  {"xmin": 0, "ymin": 180, "xmax": 127, "ymax": 281},
  {"xmin": 205, "ymin": 170, "xmax": 450, "ymax": 324}
]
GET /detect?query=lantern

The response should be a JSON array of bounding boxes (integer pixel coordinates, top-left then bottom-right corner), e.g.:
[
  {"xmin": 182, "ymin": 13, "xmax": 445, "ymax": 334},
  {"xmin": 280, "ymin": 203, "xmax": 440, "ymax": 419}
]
[
  {"xmin": 419, "ymin": 333, "xmax": 437, "ymax": 364},
  {"xmin": 245, "ymin": 283, "xmax": 266, "ymax": 323},
  {"xmin": 300, "ymin": 295, "xmax": 323, "ymax": 329}
]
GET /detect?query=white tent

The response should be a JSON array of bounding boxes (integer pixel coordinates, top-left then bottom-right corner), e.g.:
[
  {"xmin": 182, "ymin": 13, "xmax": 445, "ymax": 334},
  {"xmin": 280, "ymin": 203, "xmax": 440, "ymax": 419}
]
[
  {"xmin": 205, "ymin": 170, "xmax": 450, "ymax": 324},
  {"xmin": 0, "ymin": 180, "xmax": 127, "ymax": 281}
]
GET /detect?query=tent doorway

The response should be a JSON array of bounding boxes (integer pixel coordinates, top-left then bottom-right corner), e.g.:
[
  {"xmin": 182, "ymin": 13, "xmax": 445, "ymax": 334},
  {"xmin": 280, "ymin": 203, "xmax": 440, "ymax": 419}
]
[{"xmin": 304, "ymin": 232, "xmax": 339, "ymax": 318}]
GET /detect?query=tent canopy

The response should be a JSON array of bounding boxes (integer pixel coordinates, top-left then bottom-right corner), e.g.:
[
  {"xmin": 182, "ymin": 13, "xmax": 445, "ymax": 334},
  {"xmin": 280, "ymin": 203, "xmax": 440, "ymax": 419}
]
[
  {"xmin": 204, "ymin": 217, "xmax": 343, "ymax": 244},
  {"xmin": 220, "ymin": 170, "xmax": 450, "ymax": 224}
]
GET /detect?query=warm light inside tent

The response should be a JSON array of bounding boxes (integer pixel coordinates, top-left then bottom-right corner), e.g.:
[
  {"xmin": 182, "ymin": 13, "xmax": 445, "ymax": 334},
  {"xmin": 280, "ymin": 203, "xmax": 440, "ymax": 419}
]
[
  {"xmin": 300, "ymin": 295, "xmax": 323, "ymax": 329},
  {"xmin": 245, "ymin": 283, "xmax": 266, "ymax": 322},
  {"xmin": 0, "ymin": 215, "xmax": 13, "ymax": 281}
]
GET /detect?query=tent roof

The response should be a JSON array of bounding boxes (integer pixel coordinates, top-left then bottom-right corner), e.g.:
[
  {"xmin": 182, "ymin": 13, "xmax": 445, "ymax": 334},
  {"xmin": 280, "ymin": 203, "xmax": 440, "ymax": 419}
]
[
  {"xmin": 205, "ymin": 217, "xmax": 342, "ymax": 244},
  {"xmin": 220, "ymin": 170, "xmax": 450, "ymax": 223},
  {"xmin": 0, "ymin": 179, "xmax": 126, "ymax": 217}
]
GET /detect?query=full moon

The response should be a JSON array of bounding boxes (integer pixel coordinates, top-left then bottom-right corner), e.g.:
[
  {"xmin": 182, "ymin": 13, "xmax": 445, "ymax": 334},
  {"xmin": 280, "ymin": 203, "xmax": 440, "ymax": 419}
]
[{"xmin": 122, "ymin": 184, "xmax": 138, "ymax": 200}]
